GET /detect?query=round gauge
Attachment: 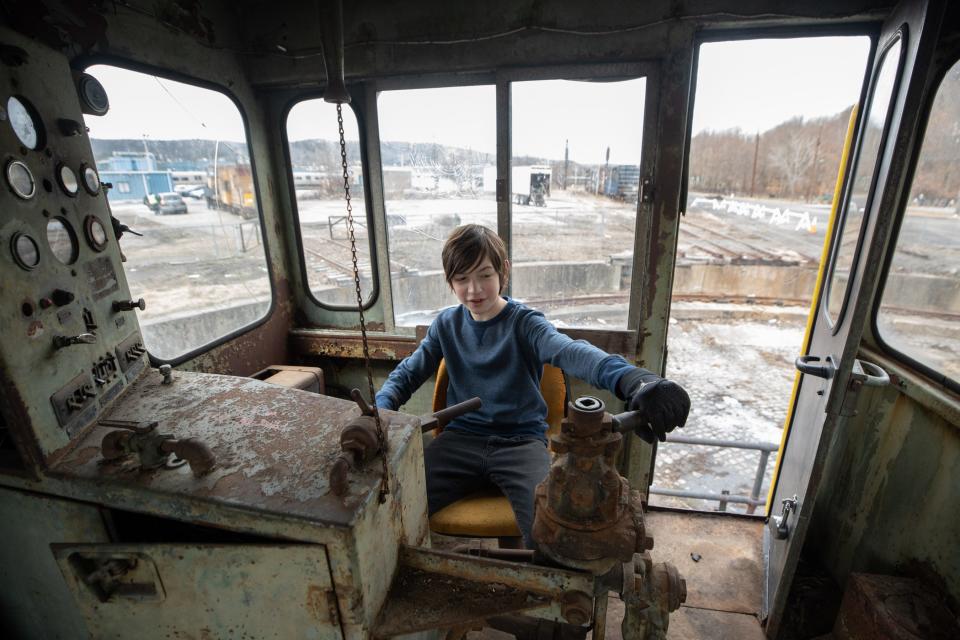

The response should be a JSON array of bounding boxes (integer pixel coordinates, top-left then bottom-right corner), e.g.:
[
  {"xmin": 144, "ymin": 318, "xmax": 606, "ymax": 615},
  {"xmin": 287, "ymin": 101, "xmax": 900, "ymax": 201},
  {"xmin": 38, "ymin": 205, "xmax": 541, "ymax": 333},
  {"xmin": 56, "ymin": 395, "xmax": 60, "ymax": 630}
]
[
  {"xmin": 46, "ymin": 217, "xmax": 78, "ymax": 264},
  {"xmin": 81, "ymin": 164, "xmax": 100, "ymax": 195},
  {"xmin": 10, "ymin": 232, "xmax": 40, "ymax": 270},
  {"xmin": 77, "ymin": 73, "xmax": 110, "ymax": 116},
  {"xmin": 6, "ymin": 159, "xmax": 36, "ymax": 199},
  {"xmin": 57, "ymin": 163, "xmax": 79, "ymax": 196},
  {"xmin": 7, "ymin": 96, "xmax": 43, "ymax": 150},
  {"xmin": 83, "ymin": 215, "xmax": 109, "ymax": 252}
]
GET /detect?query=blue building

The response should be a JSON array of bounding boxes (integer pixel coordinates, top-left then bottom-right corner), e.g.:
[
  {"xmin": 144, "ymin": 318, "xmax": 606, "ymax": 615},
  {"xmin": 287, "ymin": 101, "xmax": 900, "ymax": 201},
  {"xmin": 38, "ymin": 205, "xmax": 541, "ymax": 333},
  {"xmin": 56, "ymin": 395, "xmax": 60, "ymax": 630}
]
[{"xmin": 98, "ymin": 152, "xmax": 174, "ymax": 203}]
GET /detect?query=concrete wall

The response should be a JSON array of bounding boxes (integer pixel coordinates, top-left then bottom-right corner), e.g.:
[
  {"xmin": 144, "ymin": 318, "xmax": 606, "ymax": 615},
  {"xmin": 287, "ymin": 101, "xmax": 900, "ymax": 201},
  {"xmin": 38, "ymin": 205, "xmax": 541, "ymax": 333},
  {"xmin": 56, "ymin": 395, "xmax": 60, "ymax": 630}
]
[
  {"xmin": 141, "ymin": 299, "xmax": 270, "ymax": 360},
  {"xmin": 142, "ymin": 261, "xmax": 958, "ymax": 357}
]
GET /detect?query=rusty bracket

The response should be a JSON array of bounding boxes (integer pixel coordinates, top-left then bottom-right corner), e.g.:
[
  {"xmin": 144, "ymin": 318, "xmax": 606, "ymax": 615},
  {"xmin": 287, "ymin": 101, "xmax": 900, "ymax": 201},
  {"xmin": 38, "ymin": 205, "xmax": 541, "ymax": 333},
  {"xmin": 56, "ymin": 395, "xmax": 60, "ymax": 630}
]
[{"xmin": 373, "ymin": 546, "xmax": 597, "ymax": 638}]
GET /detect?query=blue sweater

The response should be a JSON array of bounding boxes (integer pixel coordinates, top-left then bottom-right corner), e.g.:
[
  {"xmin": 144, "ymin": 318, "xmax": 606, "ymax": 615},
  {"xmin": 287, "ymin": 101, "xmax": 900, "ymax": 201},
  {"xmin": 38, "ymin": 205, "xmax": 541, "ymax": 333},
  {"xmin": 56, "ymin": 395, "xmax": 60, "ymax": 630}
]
[{"xmin": 375, "ymin": 298, "xmax": 634, "ymax": 440}]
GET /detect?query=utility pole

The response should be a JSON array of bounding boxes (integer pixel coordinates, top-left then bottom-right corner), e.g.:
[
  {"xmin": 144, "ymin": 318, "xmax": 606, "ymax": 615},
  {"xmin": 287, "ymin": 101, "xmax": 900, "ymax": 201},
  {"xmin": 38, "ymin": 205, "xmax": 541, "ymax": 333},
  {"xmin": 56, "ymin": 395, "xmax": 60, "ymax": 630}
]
[
  {"xmin": 563, "ymin": 139, "xmax": 569, "ymax": 190},
  {"xmin": 809, "ymin": 124, "xmax": 823, "ymax": 202},
  {"xmin": 749, "ymin": 132, "xmax": 760, "ymax": 198}
]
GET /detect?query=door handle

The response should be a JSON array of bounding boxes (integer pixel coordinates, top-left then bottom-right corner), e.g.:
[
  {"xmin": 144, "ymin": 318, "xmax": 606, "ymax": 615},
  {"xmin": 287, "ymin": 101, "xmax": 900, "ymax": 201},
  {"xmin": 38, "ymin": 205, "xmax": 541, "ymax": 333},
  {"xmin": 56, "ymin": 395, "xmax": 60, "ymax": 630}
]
[
  {"xmin": 853, "ymin": 359, "xmax": 890, "ymax": 387},
  {"xmin": 795, "ymin": 355, "xmax": 837, "ymax": 379},
  {"xmin": 772, "ymin": 495, "xmax": 798, "ymax": 540}
]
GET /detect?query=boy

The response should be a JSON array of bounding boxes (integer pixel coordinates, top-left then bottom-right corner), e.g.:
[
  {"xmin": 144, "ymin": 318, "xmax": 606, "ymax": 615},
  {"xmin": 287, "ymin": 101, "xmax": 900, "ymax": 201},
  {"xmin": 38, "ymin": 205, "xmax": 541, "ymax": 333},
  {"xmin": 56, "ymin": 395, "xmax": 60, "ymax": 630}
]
[{"xmin": 375, "ymin": 224, "xmax": 689, "ymax": 548}]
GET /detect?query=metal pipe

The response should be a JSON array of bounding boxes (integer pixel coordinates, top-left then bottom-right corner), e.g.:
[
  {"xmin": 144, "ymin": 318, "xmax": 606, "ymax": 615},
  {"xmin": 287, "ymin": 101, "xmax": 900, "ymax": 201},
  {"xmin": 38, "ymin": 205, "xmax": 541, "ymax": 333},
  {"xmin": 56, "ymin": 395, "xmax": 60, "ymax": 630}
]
[
  {"xmin": 593, "ymin": 593, "xmax": 609, "ymax": 640},
  {"xmin": 648, "ymin": 486, "xmax": 763, "ymax": 506},
  {"xmin": 748, "ymin": 450, "xmax": 771, "ymax": 515},
  {"xmin": 664, "ymin": 434, "xmax": 779, "ymax": 451}
]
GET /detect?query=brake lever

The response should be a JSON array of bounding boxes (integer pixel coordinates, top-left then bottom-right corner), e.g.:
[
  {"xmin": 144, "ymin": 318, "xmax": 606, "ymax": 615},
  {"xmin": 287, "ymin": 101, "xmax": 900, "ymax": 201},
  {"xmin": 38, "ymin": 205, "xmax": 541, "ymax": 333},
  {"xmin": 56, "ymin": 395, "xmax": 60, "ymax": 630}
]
[{"xmin": 610, "ymin": 410, "xmax": 657, "ymax": 444}]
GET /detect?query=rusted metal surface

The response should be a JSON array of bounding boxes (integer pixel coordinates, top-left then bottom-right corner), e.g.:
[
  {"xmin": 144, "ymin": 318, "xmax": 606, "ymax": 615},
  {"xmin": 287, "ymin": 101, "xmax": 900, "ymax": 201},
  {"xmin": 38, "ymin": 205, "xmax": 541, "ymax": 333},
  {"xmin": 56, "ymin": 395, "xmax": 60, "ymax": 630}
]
[
  {"xmin": 376, "ymin": 545, "xmax": 596, "ymax": 637},
  {"xmin": 290, "ymin": 328, "xmax": 419, "ymax": 361},
  {"xmin": 832, "ymin": 573, "xmax": 960, "ymax": 640},
  {"xmin": 374, "ymin": 565, "xmax": 551, "ymax": 637},
  {"xmin": 533, "ymin": 398, "xmax": 648, "ymax": 574},
  {"xmin": 400, "ymin": 546, "xmax": 594, "ymax": 597},
  {"xmin": 621, "ymin": 553, "xmax": 687, "ymax": 640},
  {"xmin": 53, "ymin": 543, "xmax": 342, "ymax": 640},
  {"xmin": 50, "ymin": 369, "xmax": 419, "ymax": 526}
]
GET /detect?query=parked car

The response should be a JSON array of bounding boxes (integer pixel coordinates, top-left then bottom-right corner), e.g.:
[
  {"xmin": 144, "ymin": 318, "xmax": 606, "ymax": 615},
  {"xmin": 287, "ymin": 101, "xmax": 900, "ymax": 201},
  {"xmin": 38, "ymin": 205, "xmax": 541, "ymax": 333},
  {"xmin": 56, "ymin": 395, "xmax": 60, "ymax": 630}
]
[{"xmin": 155, "ymin": 192, "xmax": 188, "ymax": 215}]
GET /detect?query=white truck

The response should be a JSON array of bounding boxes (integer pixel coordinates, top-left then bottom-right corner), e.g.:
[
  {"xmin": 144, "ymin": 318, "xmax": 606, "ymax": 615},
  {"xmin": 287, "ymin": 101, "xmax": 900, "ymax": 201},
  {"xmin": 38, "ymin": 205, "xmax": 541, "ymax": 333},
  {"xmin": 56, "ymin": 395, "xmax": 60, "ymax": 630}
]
[{"xmin": 482, "ymin": 165, "xmax": 552, "ymax": 206}]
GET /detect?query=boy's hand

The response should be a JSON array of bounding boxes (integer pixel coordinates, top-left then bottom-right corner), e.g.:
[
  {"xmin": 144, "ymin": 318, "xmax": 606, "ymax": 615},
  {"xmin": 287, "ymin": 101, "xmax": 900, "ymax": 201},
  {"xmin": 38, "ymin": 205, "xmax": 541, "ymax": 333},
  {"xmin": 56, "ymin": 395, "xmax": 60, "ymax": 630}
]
[{"xmin": 617, "ymin": 368, "xmax": 690, "ymax": 442}]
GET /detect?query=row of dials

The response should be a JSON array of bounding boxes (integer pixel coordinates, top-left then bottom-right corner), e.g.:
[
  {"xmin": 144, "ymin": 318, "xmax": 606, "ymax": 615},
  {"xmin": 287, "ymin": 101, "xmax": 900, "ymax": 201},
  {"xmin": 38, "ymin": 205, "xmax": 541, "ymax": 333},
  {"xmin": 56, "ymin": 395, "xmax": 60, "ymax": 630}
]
[
  {"xmin": 11, "ymin": 215, "xmax": 109, "ymax": 270},
  {"xmin": 6, "ymin": 158, "xmax": 100, "ymax": 200},
  {"xmin": 5, "ymin": 93, "xmax": 108, "ymax": 270}
]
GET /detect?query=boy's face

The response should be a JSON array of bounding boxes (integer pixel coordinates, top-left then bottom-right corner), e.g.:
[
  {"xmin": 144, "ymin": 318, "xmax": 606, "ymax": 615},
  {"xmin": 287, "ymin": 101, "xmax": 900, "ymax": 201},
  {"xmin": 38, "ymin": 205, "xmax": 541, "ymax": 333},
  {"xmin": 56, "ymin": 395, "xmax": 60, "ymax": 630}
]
[{"xmin": 451, "ymin": 256, "xmax": 509, "ymax": 321}]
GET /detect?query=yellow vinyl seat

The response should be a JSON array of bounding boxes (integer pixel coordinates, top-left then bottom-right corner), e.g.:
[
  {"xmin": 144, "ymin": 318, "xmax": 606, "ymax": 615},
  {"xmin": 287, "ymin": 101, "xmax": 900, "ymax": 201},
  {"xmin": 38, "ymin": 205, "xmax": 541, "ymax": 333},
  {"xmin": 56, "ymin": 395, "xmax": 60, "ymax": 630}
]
[{"xmin": 427, "ymin": 359, "xmax": 567, "ymax": 538}]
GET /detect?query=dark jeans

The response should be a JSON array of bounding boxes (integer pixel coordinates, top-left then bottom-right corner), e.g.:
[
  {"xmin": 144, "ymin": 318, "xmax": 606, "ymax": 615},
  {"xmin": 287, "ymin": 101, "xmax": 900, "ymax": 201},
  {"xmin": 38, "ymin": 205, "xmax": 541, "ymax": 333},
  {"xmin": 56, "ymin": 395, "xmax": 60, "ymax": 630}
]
[{"xmin": 424, "ymin": 430, "xmax": 551, "ymax": 548}]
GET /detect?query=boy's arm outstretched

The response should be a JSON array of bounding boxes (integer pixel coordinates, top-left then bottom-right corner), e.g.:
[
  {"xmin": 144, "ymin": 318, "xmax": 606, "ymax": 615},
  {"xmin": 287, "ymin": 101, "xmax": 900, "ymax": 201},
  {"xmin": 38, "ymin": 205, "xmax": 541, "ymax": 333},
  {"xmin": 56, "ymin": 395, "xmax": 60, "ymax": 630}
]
[
  {"xmin": 374, "ymin": 322, "xmax": 443, "ymax": 411},
  {"xmin": 522, "ymin": 312, "xmax": 690, "ymax": 441}
]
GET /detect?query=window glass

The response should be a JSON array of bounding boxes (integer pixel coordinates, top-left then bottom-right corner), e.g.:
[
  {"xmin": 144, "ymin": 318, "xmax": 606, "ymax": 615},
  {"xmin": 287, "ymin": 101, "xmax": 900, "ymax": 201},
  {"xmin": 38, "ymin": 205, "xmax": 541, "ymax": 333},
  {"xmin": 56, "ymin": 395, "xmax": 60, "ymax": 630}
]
[
  {"xmin": 286, "ymin": 100, "xmax": 370, "ymax": 306},
  {"xmin": 511, "ymin": 78, "xmax": 645, "ymax": 329},
  {"xmin": 85, "ymin": 65, "xmax": 271, "ymax": 361},
  {"xmin": 378, "ymin": 86, "xmax": 497, "ymax": 327},
  {"xmin": 827, "ymin": 38, "xmax": 902, "ymax": 321},
  {"xmin": 660, "ymin": 36, "xmax": 870, "ymax": 513},
  {"xmin": 877, "ymin": 59, "xmax": 960, "ymax": 385}
]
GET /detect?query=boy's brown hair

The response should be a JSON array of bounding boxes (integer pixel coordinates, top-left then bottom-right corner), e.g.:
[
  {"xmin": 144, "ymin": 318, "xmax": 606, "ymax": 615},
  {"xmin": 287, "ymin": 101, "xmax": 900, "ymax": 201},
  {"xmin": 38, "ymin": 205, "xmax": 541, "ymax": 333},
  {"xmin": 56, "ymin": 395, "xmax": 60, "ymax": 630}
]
[{"xmin": 441, "ymin": 224, "xmax": 509, "ymax": 292}]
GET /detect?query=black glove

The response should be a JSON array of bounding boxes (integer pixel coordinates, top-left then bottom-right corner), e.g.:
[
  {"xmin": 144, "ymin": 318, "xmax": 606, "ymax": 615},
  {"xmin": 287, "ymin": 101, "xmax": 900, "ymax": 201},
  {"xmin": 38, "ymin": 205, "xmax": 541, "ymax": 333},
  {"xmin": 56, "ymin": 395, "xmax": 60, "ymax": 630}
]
[{"xmin": 616, "ymin": 368, "xmax": 690, "ymax": 443}]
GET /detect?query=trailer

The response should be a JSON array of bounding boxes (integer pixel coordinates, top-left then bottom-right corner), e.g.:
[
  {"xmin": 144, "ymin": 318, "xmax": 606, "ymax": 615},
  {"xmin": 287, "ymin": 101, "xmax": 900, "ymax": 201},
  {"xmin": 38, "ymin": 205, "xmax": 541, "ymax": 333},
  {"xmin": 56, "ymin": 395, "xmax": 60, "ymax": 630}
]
[
  {"xmin": 212, "ymin": 164, "xmax": 257, "ymax": 219},
  {"xmin": 513, "ymin": 165, "xmax": 552, "ymax": 206}
]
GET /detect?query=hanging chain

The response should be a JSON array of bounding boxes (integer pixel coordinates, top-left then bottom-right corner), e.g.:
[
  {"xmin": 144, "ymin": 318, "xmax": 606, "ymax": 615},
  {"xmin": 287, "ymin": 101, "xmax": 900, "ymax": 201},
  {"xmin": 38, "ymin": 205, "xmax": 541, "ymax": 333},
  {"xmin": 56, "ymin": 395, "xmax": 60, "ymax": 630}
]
[{"xmin": 337, "ymin": 103, "xmax": 390, "ymax": 503}]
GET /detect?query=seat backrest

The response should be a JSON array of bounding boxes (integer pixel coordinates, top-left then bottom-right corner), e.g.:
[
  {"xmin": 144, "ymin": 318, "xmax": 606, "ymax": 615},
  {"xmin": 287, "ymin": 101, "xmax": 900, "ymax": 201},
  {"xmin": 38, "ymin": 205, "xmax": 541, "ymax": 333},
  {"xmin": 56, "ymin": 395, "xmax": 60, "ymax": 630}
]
[{"xmin": 431, "ymin": 360, "xmax": 567, "ymax": 440}]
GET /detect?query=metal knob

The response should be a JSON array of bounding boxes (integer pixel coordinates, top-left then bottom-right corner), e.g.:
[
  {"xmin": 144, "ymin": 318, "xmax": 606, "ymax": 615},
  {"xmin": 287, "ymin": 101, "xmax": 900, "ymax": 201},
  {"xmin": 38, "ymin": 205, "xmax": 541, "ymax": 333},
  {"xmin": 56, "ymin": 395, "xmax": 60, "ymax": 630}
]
[{"xmin": 113, "ymin": 298, "xmax": 146, "ymax": 312}]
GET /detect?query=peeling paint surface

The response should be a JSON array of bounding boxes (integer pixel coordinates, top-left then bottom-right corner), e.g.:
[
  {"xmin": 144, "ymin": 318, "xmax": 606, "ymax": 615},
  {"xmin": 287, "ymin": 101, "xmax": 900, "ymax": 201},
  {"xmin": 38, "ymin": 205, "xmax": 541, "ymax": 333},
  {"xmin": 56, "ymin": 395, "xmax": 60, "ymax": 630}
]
[{"xmin": 52, "ymin": 370, "xmax": 420, "ymax": 526}]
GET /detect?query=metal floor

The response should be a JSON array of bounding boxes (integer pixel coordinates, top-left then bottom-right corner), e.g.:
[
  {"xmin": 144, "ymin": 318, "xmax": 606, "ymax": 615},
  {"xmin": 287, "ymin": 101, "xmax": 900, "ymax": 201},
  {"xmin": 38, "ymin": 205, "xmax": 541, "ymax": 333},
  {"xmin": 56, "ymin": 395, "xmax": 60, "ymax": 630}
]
[
  {"xmin": 458, "ymin": 508, "xmax": 767, "ymax": 640},
  {"xmin": 603, "ymin": 509, "xmax": 766, "ymax": 640}
]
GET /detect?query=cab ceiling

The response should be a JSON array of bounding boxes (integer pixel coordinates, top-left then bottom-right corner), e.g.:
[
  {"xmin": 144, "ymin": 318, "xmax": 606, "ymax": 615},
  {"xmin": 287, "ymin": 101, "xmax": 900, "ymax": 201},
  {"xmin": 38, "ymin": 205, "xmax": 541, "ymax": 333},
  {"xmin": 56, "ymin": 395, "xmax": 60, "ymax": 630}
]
[{"xmin": 1, "ymin": 0, "xmax": 891, "ymax": 89}]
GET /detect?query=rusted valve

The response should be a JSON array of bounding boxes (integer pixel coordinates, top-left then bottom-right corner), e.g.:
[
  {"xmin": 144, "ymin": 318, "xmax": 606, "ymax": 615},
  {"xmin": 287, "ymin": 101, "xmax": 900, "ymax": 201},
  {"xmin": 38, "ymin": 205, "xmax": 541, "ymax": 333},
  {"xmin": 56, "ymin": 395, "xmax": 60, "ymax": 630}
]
[
  {"xmin": 329, "ymin": 392, "xmax": 482, "ymax": 496},
  {"xmin": 533, "ymin": 396, "xmax": 647, "ymax": 574},
  {"xmin": 99, "ymin": 419, "xmax": 215, "ymax": 476}
]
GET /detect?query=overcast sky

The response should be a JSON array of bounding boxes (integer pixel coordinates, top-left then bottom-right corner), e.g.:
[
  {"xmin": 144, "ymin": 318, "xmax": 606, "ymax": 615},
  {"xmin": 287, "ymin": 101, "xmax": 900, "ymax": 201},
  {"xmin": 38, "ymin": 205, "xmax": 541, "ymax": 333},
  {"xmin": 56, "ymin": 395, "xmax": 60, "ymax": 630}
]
[{"xmin": 87, "ymin": 36, "xmax": 871, "ymax": 165}]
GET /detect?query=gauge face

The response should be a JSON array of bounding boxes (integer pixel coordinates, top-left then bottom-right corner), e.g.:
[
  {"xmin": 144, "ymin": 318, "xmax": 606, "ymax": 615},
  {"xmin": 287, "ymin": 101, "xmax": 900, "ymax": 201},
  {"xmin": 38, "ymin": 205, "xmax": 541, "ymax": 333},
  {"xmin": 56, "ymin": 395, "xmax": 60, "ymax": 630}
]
[
  {"xmin": 6, "ymin": 160, "xmax": 36, "ymax": 199},
  {"xmin": 81, "ymin": 165, "xmax": 100, "ymax": 195},
  {"xmin": 84, "ymin": 215, "xmax": 108, "ymax": 252},
  {"xmin": 7, "ymin": 96, "xmax": 41, "ymax": 150},
  {"xmin": 47, "ymin": 217, "xmax": 78, "ymax": 264},
  {"xmin": 11, "ymin": 232, "xmax": 40, "ymax": 270},
  {"xmin": 58, "ymin": 163, "xmax": 79, "ymax": 196}
]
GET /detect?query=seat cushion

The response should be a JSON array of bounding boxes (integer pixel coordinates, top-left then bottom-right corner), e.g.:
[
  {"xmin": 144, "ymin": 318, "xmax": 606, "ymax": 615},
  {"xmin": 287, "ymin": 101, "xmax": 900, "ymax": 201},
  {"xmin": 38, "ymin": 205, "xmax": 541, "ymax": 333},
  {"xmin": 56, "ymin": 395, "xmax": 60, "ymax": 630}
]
[{"xmin": 428, "ymin": 489, "xmax": 522, "ymax": 537}]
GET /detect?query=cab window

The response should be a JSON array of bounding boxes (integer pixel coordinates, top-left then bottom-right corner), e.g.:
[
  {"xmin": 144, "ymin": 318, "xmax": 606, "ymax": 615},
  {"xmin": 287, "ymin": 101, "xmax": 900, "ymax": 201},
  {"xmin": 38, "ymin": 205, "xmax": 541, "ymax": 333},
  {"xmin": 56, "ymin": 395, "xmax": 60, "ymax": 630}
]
[
  {"xmin": 286, "ymin": 99, "xmax": 372, "ymax": 307},
  {"xmin": 875, "ymin": 58, "xmax": 960, "ymax": 390},
  {"xmin": 378, "ymin": 85, "xmax": 497, "ymax": 327},
  {"xmin": 84, "ymin": 65, "xmax": 271, "ymax": 361},
  {"xmin": 510, "ymin": 78, "xmax": 645, "ymax": 329}
]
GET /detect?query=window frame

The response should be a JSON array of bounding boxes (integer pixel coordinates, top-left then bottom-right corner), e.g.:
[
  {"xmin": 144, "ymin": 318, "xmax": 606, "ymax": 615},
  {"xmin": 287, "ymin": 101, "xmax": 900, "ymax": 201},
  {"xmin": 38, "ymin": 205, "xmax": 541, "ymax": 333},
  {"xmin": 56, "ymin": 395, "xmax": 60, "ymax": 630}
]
[
  {"xmin": 79, "ymin": 55, "xmax": 276, "ymax": 366},
  {"xmin": 823, "ymin": 30, "xmax": 906, "ymax": 334},
  {"xmin": 372, "ymin": 62, "xmax": 657, "ymax": 336},
  {"xmin": 871, "ymin": 49, "xmax": 960, "ymax": 395},
  {"xmin": 281, "ymin": 89, "xmax": 381, "ymax": 312}
]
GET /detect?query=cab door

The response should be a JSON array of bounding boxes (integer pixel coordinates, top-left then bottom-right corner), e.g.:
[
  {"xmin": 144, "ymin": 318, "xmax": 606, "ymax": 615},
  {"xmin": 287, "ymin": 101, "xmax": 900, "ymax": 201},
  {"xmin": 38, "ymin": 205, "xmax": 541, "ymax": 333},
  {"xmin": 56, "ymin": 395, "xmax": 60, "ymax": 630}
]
[{"xmin": 762, "ymin": 0, "xmax": 946, "ymax": 636}]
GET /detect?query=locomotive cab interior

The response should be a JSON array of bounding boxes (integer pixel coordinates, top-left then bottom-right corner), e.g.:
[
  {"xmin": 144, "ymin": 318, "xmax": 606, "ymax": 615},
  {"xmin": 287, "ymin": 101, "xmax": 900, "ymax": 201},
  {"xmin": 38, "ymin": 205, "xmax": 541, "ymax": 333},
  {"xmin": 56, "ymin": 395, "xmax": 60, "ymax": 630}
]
[{"xmin": 0, "ymin": 1, "xmax": 958, "ymax": 639}]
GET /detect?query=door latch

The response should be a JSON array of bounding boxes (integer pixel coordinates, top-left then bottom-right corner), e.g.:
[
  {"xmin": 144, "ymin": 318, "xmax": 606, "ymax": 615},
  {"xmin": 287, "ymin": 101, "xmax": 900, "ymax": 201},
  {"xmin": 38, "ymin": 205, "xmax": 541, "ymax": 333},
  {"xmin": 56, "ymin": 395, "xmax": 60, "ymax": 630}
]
[{"xmin": 772, "ymin": 495, "xmax": 798, "ymax": 540}]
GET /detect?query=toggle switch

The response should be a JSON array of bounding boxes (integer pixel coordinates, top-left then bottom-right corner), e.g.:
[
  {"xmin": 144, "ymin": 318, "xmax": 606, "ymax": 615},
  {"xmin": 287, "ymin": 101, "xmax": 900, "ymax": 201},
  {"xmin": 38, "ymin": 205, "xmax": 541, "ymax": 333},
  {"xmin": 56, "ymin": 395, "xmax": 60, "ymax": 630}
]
[
  {"xmin": 53, "ymin": 333, "xmax": 97, "ymax": 349},
  {"xmin": 113, "ymin": 298, "xmax": 146, "ymax": 312}
]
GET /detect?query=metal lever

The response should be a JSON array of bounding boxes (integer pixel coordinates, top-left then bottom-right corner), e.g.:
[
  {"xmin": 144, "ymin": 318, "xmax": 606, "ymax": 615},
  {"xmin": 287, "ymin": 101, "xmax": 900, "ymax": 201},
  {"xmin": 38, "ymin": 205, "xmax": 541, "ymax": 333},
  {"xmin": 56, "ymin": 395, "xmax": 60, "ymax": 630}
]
[
  {"xmin": 795, "ymin": 355, "xmax": 836, "ymax": 379},
  {"xmin": 772, "ymin": 495, "xmax": 798, "ymax": 539}
]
